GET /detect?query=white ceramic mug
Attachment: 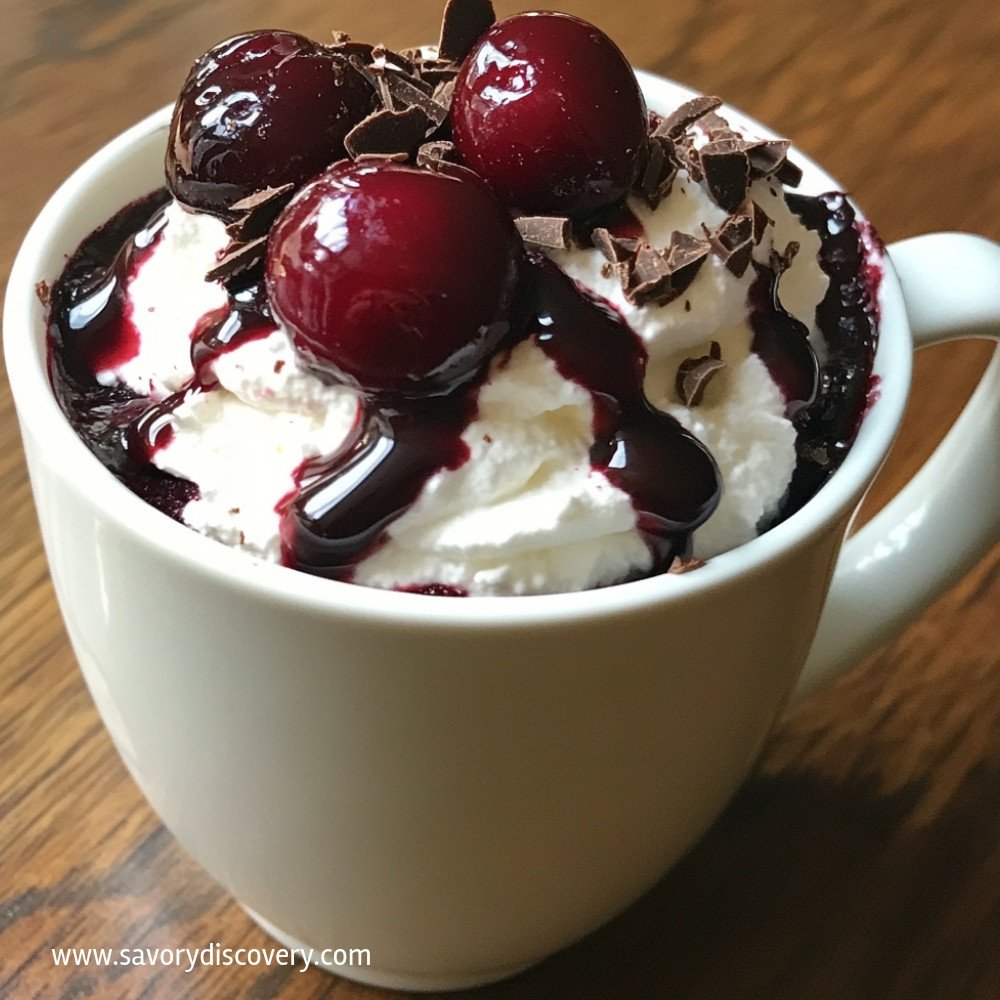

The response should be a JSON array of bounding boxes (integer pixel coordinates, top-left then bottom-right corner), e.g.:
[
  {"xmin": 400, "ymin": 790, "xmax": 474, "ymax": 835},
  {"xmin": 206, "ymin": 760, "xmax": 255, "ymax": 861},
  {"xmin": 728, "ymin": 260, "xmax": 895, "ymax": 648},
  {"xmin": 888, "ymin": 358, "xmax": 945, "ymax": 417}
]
[{"xmin": 5, "ymin": 74, "xmax": 1000, "ymax": 991}]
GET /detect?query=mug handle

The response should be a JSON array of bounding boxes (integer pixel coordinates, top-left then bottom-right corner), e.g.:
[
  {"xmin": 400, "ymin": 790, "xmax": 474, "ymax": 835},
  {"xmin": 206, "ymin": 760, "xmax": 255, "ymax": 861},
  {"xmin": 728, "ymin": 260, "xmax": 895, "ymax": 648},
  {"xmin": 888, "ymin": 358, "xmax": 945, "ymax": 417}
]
[{"xmin": 794, "ymin": 233, "xmax": 1000, "ymax": 700}]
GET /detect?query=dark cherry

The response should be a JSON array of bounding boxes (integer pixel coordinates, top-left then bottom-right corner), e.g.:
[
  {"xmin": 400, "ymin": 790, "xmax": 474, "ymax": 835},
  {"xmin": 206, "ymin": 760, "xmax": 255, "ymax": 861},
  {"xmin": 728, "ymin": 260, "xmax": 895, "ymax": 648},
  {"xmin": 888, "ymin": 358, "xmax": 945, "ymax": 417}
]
[
  {"xmin": 165, "ymin": 30, "xmax": 377, "ymax": 216},
  {"xmin": 266, "ymin": 160, "xmax": 524, "ymax": 396},
  {"xmin": 450, "ymin": 12, "xmax": 648, "ymax": 218}
]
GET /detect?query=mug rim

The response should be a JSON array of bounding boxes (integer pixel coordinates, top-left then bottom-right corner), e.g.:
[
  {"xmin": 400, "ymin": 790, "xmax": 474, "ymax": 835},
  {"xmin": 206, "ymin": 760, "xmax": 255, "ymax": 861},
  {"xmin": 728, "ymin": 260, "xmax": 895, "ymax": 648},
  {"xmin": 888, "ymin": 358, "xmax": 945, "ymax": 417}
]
[{"xmin": 2, "ymin": 73, "xmax": 912, "ymax": 629}]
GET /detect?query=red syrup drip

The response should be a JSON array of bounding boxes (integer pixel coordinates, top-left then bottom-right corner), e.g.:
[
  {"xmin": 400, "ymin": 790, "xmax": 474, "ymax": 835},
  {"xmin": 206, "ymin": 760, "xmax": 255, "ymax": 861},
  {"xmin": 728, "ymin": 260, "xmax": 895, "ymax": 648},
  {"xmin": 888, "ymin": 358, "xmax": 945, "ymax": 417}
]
[
  {"xmin": 125, "ymin": 280, "xmax": 274, "ymax": 463},
  {"xmin": 60, "ymin": 197, "xmax": 167, "ymax": 381},
  {"xmin": 528, "ymin": 257, "xmax": 720, "ymax": 568},
  {"xmin": 48, "ymin": 191, "xmax": 198, "ymax": 521},
  {"xmin": 49, "ymin": 188, "xmax": 880, "ymax": 589},
  {"xmin": 278, "ymin": 387, "xmax": 477, "ymax": 580},
  {"xmin": 774, "ymin": 191, "xmax": 881, "ymax": 523},
  {"xmin": 748, "ymin": 263, "xmax": 819, "ymax": 417},
  {"xmin": 279, "ymin": 257, "xmax": 721, "ymax": 581}
]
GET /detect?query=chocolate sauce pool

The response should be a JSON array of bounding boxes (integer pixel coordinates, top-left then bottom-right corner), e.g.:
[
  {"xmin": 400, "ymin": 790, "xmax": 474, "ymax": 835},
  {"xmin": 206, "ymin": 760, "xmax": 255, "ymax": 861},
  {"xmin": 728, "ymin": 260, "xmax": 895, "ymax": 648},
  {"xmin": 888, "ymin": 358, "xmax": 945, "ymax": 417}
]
[{"xmin": 47, "ymin": 188, "xmax": 880, "ymax": 590}]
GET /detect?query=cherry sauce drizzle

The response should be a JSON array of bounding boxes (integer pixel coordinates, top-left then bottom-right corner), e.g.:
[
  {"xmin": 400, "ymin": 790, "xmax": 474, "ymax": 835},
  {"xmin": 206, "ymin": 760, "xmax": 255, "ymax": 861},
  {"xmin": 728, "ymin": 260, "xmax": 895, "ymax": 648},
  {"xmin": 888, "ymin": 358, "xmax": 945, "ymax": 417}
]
[
  {"xmin": 48, "ymin": 188, "xmax": 880, "ymax": 587},
  {"xmin": 276, "ymin": 256, "xmax": 720, "ymax": 581},
  {"xmin": 124, "ymin": 280, "xmax": 273, "ymax": 463},
  {"xmin": 47, "ymin": 191, "xmax": 197, "ymax": 521},
  {"xmin": 749, "ymin": 263, "xmax": 819, "ymax": 417},
  {"xmin": 776, "ymin": 191, "xmax": 881, "ymax": 521}
]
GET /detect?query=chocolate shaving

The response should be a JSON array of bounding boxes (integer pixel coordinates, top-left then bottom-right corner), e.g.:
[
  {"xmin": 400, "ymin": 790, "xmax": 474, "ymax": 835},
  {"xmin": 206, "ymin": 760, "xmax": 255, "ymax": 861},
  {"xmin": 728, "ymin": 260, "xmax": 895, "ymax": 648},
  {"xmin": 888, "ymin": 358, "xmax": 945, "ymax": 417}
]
[
  {"xmin": 725, "ymin": 242, "xmax": 753, "ymax": 278},
  {"xmin": 376, "ymin": 68, "xmax": 451, "ymax": 125},
  {"xmin": 371, "ymin": 72, "xmax": 396, "ymax": 110},
  {"xmin": 370, "ymin": 43, "xmax": 418, "ymax": 75},
  {"xmin": 431, "ymin": 77, "xmax": 456, "ymax": 111},
  {"xmin": 634, "ymin": 135, "xmax": 678, "ymax": 208},
  {"xmin": 676, "ymin": 341, "xmax": 725, "ymax": 406},
  {"xmin": 406, "ymin": 53, "xmax": 462, "ymax": 86},
  {"xmin": 714, "ymin": 214, "xmax": 753, "ymax": 252},
  {"xmin": 514, "ymin": 215, "xmax": 572, "ymax": 251},
  {"xmin": 354, "ymin": 151, "xmax": 410, "ymax": 163},
  {"xmin": 633, "ymin": 244, "xmax": 672, "ymax": 286},
  {"xmin": 699, "ymin": 111, "xmax": 736, "ymax": 139},
  {"xmin": 332, "ymin": 39, "xmax": 415, "ymax": 75},
  {"xmin": 206, "ymin": 235, "xmax": 268, "ymax": 284},
  {"xmin": 670, "ymin": 132, "xmax": 704, "ymax": 182},
  {"xmin": 776, "ymin": 158, "xmax": 803, "ymax": 187},
  {"xmin": 619, "ymin": 231, "xmax": 711, "ymax": 308},
  {"xmin": 345, "ymin": 106, "xmax": 432, "ymax": 159},
  {"xmin": 35, "ymin": 280, "xmax": 51, "ymax": 307},
  {"xmin": 668, "ymin": 555, "xmax": 706, "ymax": 574},
  {"xmin": 347, "ymin": 55, "xmax": 396, "ymax": 109},
  {"xmin": 225, "ymin": 183, "xmax": 294, "ymax": 242},
  {"xmin": 229, "ymin": 184, "xmax": 294, "ymax": 215},
  {"xmin": 653, "ymin": 96, "xmax": 723, "ymax": 139},
  {"xmin": 346, "ymin": 44, "xmax": 457, "ymax": 127},
  {"xmin": 700, "ymin": 138, "xmax": 750, "ymax": 212},
  {"xmin": 330, "ymin": 39, "xmax": 382, "ymax": 66},
  {"xmin": 438, "ymin": 0, "xmax": 495, "ymax": 62},
  {"xmin": 611, "ymin": 260, "xmax": 633, "ymax": 289},
  {"xmin": 704, "ymin": 213, "xmax": 754, "ymax": 277},
  {"xmin": 417, "ymin": 139, "xmax": 458, "ymax": 168},
  {"xmin": 743, "ymin": 139, "xmax": 787, "ymax": 178},
  {"xmin": 591, "ymin": 227, "xmax": 640, "ymax": 264}
]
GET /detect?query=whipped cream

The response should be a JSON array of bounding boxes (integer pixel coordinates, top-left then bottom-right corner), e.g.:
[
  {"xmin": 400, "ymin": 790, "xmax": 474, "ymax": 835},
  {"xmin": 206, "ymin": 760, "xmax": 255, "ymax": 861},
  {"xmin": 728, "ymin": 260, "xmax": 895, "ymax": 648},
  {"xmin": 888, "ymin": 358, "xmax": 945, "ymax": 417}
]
[
  {"xmin": 355, "ymin": 339, "xmax": 649, "ymax": 595},
  {"xmin": 111, "ymin": 114, "xmax": 830, "ymax": 593},
  {"xmin": 153, "ymin": 333, "xmax": 359, "ymax": 561},
  {"xmin": 104, "ymin": 200, "xmax": 229, "ymax": 395}
]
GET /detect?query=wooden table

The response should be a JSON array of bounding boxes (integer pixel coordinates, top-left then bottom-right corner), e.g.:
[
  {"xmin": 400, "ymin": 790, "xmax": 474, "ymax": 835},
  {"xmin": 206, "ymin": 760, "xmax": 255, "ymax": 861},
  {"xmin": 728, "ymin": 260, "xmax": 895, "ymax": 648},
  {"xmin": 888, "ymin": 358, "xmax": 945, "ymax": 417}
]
[{"xmin": 2, "ymin": 1, "xmax": 999, "ymax": 997}]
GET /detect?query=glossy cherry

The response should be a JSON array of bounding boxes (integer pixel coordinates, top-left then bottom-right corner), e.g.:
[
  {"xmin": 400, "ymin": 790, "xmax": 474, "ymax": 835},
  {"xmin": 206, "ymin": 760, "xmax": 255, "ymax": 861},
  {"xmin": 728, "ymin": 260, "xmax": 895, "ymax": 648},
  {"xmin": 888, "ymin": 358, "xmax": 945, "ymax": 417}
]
[
  {"xmin": 450, "ymin": 12, "xmax": 648, "ymax": 218},
  {"xmin": 265, "ymin": 160, "xmax": 524, "ymax": 395},
  {"xmin": 165, "ymin": 30, "xmax": 377, "ymax": 216}
]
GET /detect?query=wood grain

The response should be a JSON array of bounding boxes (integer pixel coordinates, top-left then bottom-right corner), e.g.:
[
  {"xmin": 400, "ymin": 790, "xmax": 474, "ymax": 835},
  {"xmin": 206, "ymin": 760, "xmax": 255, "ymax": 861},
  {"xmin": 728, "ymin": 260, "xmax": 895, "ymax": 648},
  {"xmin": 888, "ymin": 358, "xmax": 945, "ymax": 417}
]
[{"xmin": 2, "ymin": 1, "xmax": 999, "ymax": 997}]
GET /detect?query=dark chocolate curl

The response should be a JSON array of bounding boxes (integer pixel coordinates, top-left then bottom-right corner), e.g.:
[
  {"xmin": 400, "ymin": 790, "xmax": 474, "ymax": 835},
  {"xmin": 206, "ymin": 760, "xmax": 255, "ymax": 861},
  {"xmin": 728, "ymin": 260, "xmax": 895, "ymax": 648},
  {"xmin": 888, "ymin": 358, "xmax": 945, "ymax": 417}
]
[
  {"xmin": 438, "ymin": 0, "xmax": 496, "ymax": 61},
  {"xmin": 654, "ymin": 96, "xmax": 724, "ymax": 139},
  {"xmin": 345, "ymin": 106, "xmax": 432, "ymax": 160},
  {"xmin": 704, "ymin": 213, "xmax": 755, "ymax": 277},
  {"xmin": 623, "ymin": 232, "xmax": 710, "ymax": 307},
  {"xmin": 416, "ymin": 140, "xmax": 458, "ymax": 169},
  {"xmin": 676, "ymin": 343, "xmax": 726, "ymax": 406},
  {"xmin": 635, "ymin": 135, "xmax": 678, "ymax": 208},
  {"xmin": 225, "ymin": 183, "xmax": 294, "ymax": 242},
  {"xmin": 591, "ymin": 227, "xmax": 640, "ymax": 264},
  {"xmin": 514, "ymin": 215, "xmax": 572, "ymax": 251},
  {"xmin": 206, "ymin": 235, "xmax": 268, "ymax": 284},
  {"xmin": 700, "ymin": 138, "xmax": 751, "ymax": 212}
]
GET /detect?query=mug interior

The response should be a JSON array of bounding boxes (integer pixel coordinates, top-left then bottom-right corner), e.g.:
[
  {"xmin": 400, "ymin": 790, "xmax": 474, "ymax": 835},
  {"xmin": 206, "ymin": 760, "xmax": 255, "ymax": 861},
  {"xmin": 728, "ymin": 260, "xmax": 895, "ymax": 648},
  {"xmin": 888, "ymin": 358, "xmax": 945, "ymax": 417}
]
[{"xmin": 2, "ymin": 74, "xmax": 912, "ymax": 628}]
